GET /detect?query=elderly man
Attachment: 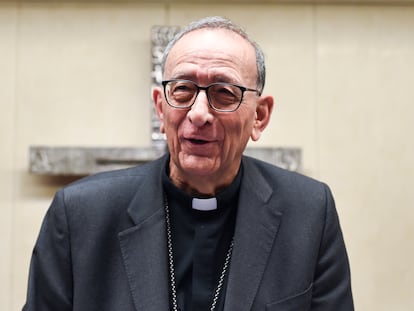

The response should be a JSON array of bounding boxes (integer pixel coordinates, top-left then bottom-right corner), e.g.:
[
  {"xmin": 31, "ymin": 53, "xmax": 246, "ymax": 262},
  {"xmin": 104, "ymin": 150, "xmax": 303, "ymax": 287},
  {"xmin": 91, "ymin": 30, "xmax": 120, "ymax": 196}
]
[{"xmin": 23, "ymin": 16, "xmax": 353, "ymax": 311}]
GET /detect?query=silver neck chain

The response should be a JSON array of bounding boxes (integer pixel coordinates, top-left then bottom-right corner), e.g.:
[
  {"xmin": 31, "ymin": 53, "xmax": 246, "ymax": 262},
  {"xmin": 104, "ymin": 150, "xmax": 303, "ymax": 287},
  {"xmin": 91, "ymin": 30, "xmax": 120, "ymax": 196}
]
[{"xmin": 164, "ymin": 195, "xmax": 234, "ymax": 311}]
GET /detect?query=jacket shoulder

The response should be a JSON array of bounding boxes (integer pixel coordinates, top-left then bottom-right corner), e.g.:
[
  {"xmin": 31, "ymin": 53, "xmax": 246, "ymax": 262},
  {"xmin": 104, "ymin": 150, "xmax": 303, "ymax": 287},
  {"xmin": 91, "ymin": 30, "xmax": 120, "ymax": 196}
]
[
  {"xmin": 243, "ymin": 156, "xmax": 326, "ymax": 189},
  {"xmin": 53, "ymin": 156, "xmax": 166, "ymax": 217},
  {"xmin": 242, "ymin": 156, "xmax": 332, "ymax": 212},
  {"xmin": 63, "ymin": 155, "xmax": 165, "ymax": 192}
]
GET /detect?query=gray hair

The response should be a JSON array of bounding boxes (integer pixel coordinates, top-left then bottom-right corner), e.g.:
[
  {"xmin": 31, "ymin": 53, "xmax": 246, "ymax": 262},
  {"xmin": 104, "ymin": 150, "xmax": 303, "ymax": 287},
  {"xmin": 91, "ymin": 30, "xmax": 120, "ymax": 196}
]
[{"xmin": 161, "ymin": 16, "xmax": 266, "ymax": 95}]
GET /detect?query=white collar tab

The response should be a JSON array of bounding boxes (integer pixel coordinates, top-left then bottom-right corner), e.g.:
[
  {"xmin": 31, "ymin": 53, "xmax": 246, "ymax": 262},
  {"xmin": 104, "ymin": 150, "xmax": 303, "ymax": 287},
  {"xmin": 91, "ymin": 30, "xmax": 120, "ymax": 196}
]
[{"xmin": 192, "ymin": 197, "xmax": 217, "ymax": 211}]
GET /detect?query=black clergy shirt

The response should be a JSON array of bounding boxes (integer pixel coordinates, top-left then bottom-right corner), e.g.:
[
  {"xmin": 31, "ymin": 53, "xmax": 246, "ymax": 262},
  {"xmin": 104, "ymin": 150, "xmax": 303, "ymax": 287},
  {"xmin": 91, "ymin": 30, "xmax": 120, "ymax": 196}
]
[{"xmin": 162, "ymin": 165, "xmax": 242, "ymax": 311}]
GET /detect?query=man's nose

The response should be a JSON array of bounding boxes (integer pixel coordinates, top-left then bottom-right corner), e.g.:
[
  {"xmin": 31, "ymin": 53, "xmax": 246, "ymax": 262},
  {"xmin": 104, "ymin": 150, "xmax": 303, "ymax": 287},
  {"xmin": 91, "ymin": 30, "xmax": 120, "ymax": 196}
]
[{"xmin": 187, "ymin": 91, "xmax": 214, "ymax": 126}]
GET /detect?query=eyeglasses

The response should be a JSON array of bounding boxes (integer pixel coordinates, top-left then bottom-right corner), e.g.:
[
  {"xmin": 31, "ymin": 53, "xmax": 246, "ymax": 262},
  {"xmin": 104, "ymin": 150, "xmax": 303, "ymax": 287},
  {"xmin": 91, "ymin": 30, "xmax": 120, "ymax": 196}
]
[{"xmin": 161, "ymin": 79, "xmax": 259, "ymax": 112}]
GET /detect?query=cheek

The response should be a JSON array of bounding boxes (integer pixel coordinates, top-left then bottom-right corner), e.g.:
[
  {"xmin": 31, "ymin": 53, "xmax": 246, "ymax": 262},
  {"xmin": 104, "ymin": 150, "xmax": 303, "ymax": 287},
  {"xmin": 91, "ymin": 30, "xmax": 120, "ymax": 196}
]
[
  {"xmin": 163, "ymin": 110, "xmax": 186, "ymax": 142},
  {"xmin": 222, "ymin": 113, "xmax": 255, "ymax": 150},
  {"xmin": 233, "ymin": 109, "xmax": 256, "ymax": 135}
]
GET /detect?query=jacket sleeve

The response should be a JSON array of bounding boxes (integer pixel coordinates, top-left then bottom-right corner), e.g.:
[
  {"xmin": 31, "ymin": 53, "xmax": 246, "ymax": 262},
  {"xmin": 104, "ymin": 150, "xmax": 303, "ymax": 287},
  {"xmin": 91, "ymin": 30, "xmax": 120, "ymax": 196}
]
[
  {"xmin": 22, "ymin": 190, "xmax": 73, "ymax": 311},
  {"xmin": 311, "ymin": 184, "xmax": 354, "ymax": 310}
]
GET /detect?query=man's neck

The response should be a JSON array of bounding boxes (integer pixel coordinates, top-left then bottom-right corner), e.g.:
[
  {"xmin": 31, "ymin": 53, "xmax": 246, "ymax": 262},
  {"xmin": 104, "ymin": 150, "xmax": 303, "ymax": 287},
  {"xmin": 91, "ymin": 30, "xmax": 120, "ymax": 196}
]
[{"xmin": 168, "ymin": 165, "xmax": 240, "ymax": 197}]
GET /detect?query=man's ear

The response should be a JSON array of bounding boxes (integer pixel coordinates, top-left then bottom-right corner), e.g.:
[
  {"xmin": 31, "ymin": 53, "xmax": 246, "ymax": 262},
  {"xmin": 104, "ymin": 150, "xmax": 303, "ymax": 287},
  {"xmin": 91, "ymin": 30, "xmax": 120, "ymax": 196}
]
[
  {"xmin": 152, "ymin": 86, "xmax": 165, "ymax": 133},
  {"xmin": 251, "ymin": 95, "xmax": 274, "ymax": 141}
]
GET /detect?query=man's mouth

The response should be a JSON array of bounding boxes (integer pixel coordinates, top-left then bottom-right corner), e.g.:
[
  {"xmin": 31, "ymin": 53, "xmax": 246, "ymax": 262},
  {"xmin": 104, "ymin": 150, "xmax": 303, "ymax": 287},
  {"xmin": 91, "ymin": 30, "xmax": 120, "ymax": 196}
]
[{"xmin": 189, "ymin": 139, "xmax": 209, "ymax": 145}]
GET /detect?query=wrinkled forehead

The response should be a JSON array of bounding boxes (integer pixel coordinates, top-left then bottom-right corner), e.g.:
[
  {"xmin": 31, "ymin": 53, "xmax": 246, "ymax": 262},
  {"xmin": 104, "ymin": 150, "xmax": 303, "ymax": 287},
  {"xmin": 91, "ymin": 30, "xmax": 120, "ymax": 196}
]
[{"xmin": 164, "ymin": 28, "xmax": 257, "ymax": 81}]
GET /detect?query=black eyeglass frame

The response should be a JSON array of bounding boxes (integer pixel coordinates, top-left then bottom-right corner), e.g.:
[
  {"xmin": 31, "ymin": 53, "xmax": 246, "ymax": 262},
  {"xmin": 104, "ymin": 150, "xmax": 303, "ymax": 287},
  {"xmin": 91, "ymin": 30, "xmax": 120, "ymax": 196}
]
[{"xmin": 161, "ymin": 79, "xmax": 260, "ymax": 112}]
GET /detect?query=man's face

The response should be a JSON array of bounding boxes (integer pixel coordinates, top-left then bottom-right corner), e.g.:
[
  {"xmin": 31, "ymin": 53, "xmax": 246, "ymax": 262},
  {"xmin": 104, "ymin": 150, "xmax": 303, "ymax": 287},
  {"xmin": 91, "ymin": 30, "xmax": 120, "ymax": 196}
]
[{"xmin": 153, "ymin": 28, "xmax": 272, "ymax": 194}]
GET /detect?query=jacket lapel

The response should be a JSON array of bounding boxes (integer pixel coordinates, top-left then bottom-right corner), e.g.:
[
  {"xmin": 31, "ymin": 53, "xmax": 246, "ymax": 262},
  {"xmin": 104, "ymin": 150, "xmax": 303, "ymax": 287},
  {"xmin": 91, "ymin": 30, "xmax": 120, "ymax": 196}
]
[
  {"xmin": 224, "ymin": 157, "xmax": 283, "ymax": 311},
  {"xmin": 118, "ymin": 160, "xmax": 170, "ymax": 311}
]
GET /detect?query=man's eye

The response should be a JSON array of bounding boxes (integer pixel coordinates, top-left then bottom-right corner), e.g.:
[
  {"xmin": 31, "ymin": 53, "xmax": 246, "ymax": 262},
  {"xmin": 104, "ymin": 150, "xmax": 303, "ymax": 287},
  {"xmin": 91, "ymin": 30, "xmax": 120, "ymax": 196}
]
[
  {"xmin": 173, "ymin": 83, "xmax": 193, "ymax": 93},
  {"xmin": 217, "ymin": 87, "xmax": 236, "ymax": 96},
  {"xmin": 212, "ymin": 86, "xmax": 240, "ymax": 100}
]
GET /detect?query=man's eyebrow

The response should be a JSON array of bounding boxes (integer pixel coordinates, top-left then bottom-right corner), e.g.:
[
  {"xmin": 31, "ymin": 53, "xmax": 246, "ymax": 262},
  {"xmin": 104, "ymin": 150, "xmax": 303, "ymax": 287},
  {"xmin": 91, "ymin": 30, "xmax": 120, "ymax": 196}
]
[
  {"xmin": 167, "ymin": 72, "xmax": 195, "ymax": 80},
  {"xmin": 213, "ymin": 75, "xmax": 235, "ymax": 83}
]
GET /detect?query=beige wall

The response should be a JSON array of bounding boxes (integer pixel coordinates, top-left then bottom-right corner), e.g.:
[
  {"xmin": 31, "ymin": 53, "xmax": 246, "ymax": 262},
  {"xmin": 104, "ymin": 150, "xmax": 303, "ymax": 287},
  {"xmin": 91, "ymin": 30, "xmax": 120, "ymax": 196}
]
[{"xmin": 1, "ymin": 1, "xmax": 413, "ymax": 310}]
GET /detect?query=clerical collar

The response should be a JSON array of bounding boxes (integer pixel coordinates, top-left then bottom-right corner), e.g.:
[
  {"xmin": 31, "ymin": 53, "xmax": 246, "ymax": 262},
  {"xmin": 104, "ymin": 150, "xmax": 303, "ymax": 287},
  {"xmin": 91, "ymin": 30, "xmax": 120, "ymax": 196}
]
[
  {"xmin": 192, "ymin": 197, "xmax": 217, "ymax": 211},
  {"xmin": 161, "ymin": 160, "xmax": 243, "ymax": 212}
]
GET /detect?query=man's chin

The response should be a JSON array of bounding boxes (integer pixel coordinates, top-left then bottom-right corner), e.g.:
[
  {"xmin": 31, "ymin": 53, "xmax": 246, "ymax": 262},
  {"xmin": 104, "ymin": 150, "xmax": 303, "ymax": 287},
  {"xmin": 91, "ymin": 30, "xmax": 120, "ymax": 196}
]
[{"xmin": 178, "ymin": 154, "xmax": 220, "ymax": 176}]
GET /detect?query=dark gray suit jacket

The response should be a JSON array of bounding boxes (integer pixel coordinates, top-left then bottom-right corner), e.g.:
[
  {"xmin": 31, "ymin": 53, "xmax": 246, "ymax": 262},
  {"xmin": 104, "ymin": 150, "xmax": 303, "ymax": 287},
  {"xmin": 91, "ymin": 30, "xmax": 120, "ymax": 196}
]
[{"xmin": 23, "ymin": 155, "xmax": 353, "ymax": 310}]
